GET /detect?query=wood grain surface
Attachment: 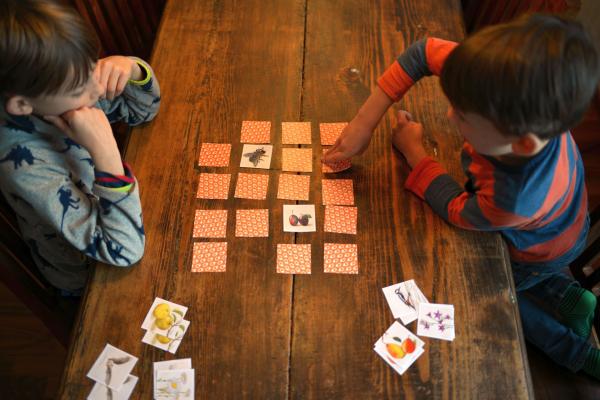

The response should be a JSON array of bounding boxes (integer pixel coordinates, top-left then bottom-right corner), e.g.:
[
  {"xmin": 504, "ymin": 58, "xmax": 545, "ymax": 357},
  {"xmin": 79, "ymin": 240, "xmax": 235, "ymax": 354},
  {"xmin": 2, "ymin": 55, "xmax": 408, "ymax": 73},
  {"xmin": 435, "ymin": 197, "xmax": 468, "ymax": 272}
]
[{"xmin": 59, "ymin": 1, "xmax": 533, "ymax": 398}]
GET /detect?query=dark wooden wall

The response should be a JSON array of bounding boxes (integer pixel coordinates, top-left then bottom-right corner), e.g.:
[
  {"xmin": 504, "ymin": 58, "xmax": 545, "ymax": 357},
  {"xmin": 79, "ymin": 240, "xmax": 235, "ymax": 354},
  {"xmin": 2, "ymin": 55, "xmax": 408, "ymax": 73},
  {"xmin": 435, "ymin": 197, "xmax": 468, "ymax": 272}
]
[{"xmin": 67, "ymin": 0, "xmax": 168, "ymax": 59}]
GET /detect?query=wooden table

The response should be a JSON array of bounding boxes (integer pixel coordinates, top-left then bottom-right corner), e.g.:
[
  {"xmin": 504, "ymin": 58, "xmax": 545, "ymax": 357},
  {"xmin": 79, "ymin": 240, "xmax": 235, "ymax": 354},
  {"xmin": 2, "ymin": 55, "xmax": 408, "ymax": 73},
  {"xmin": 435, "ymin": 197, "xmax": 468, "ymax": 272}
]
[{"xmin": 59, "ymin": 0, "xmax": 533, "ymax": 398}]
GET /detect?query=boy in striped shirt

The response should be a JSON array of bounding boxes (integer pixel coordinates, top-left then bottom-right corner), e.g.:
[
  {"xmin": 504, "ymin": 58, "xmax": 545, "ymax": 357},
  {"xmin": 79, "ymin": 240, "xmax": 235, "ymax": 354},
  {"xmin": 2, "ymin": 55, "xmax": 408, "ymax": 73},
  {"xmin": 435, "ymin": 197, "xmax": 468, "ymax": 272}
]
[{"xmin": 324, "ymin": 14, "xmax": 600, "ymax": 378}]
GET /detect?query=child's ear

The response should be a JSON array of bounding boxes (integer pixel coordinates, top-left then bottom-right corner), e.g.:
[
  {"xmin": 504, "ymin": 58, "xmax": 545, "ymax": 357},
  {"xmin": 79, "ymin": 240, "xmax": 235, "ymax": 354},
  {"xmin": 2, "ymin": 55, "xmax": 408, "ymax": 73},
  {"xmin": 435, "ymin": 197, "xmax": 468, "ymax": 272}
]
[
  {"xmin": 5, "ymin": 96, "xmax": 33, "ymax": 116},
  {"xmin": 511, "ymin": 133, "xmax": 547, "ymax": 156}
]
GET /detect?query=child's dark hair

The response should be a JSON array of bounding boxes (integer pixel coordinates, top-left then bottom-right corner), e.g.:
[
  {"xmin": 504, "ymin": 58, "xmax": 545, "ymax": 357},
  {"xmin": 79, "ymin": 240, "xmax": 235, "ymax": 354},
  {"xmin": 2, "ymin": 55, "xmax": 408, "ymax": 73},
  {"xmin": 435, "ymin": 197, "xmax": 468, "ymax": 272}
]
[
  {"xmin": 441, "ymin": 14, "xmax": 599, "ymax": 139},
  {"xmin": 0, "ymin": 0, "xmax": 100, "ymax": 97}
]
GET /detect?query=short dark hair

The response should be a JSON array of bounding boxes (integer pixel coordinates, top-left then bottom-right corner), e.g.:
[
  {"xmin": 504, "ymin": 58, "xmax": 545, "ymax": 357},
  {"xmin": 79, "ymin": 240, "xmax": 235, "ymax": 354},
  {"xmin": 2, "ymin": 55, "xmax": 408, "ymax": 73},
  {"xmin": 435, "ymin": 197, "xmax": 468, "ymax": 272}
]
[
  {"xmin": 440, "ymin": 13, "xmax": 600, "ymax": 139},
  {"xmin": 0, "ymin": 0, "xmax": 100, "ymax": 97}
]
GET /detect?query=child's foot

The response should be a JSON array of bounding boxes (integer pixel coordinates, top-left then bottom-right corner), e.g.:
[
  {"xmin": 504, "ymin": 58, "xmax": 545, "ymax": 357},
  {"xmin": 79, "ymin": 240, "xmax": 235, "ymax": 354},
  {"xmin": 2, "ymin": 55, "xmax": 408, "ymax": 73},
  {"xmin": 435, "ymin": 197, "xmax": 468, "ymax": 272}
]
[
  {"xmin": 583, "ymin": 347, "xmax": 600, "ymax": 380},
  {"xmin": 558, "ymin": 286, "xmax": 596, "ymax": 338}
]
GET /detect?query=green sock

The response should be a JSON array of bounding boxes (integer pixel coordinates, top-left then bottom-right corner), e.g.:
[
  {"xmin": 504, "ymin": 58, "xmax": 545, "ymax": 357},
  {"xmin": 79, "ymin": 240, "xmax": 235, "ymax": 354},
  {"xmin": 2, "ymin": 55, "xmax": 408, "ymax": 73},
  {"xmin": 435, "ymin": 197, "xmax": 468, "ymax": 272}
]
[
  {"xmin": 583, "ymin": 347, "xmax": 600, "ymax": 380},
  {"xmin": 557, "ymin": 286, "xmax": 596, "ymax": 338}
]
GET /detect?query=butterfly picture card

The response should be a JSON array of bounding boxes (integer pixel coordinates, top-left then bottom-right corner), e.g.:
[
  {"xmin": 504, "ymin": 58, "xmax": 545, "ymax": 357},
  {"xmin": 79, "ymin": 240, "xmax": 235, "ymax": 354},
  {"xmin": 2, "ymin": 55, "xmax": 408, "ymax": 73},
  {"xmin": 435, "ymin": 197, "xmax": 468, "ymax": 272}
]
[
  {"xmin": 373, "ymin": 321, "xmax": 425, "ymax": 376},
  {"xmin": 86, "ymin": 343, "xmax": 139, "ymax": 391},
  {"xmin": 417, "ymin": 303, "xmax": 455, "ymax": 341},
  {"xmin": 240, "ymin": 144, "xmax": 273, "ymax": 169},
  {"xmin": 382, "ymin": 279, "xmax": 429, "ymax": 325}
]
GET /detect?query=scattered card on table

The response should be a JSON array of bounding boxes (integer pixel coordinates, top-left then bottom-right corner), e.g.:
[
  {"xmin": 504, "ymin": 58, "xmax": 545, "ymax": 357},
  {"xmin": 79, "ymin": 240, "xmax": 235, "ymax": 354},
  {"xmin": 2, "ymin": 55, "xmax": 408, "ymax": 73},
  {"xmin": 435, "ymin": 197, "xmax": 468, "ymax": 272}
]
[
  {"xmin": 235, "ymin": 209, "xmax": 269, "ymax": 237},
  {"xmin": 283, "ymin": 204, "xmax": 316, "ymax": 232},
  {"xmin": 282, "ymin": 121, "xmax": 311, "ymax": 144},
  {"xmin": 324, "ymin": 205, "xmax": 357, "ymax": 234},
  {"xmin": 240, "ymin": 144, "xmax": 273, "ymax": 169},
  {"xmin": 192, "ymin": 209, "xmax": 228, "ymax": 238},
  {"xmin": 373, "ymin": 321, "xmax": 425, "ymax": 375},
  {"xmin": 282, "ymin": 148, "xmax": 312, "ymax": 172},
  {"xmin": 196, "ymin": 173, "xmax": 231, "ymax": 200},
  {"xmin": 141, "ymin": 297, "xmax": 188, "ymax": 331},
  {"xmin": 320, "ymin": 122, "xmax": 347, "ymax": 145},
  {"xmin": 154, "ymin": 369, "xmax": 195, "ymax": 399},
  {"xmin": 322, "ymin": 179, "xmax": 354, "ymax": 205},
  {"xmin": 234, "ymin": 172, "xmax": 269, "ymax": 200},
  {"xmin": 276, "ymin": 244, "xmax": 311, "ymax": 274},
  {"xmin": 153, "ymin": 359, "xmax": 192, "ymax": 379},
  {"xmin": 142, "ymin": 319, "xmax": 190, "ymax": 354},
  {"xmin": 240, "ymin": 120, "xmax": 271, "ymax": 143},
  {"xmin": 382, "ymin": 280, "xmax": 429, "ymax": 325},
  {"xmin": 198, "ymin": 143, "xmax": 231, "ymax": 167},
  {"xmin": 86, "ymin": 344, "xmax": 138, "ymax": 391},
  {"xmin": 191, "ymin": 242, "xmax": 227, "ymax": 272},
  {"xmin": 323, "ymin": 243, "xmax": 358, "ymax": 274},
  {"xmin": 87, "ymin": 375, "xmax": 138, "ymax": 400},
  {"xmin": 322, "ymin": 149, "xmax": 351, "ymax": 173},
  {"xmin": 277, "ymin": 173, "xmax": 310, "ymax": 201},
  {"xmin": 417, "ymin": 303, "xmax": 455, "ymax": 341}
]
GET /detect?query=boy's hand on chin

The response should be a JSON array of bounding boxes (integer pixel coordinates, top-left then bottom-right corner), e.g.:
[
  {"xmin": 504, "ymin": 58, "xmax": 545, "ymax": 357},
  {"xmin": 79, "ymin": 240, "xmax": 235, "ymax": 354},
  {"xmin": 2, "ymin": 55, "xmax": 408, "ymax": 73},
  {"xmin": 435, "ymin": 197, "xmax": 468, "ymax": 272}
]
[
  {"xmin": 392, "ymin": 110, "xmax": 427, "ymax": 168},
  {"xmin": 95, "ymin": 56, "xmax": 142, "ymax": 101}
]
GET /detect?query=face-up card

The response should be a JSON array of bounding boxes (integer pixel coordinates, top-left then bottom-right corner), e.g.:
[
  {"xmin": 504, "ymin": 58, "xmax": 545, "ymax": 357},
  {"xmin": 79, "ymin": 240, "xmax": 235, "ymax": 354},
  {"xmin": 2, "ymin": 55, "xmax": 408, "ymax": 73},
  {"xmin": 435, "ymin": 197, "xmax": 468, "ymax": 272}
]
[
  {"xmin": 322, "ymin": 179, "xmax": 354, "ymax": 205},
  {"xmin": 153, "ymin": 359, "xmax": 193, "ymax": 380},
  {"xmin": 382, "ymin": 280, "xmax": 429, "ymax": 325},
  {"xmin": 198, "ymin": 143, "xmax": 231, "ymax": 167},
  {"xmin": 282, "ymin": 122, "xmax": 311, "ymax": 144},
  {"xmin": 87, "ymin": 344, "xmax": 138, "ymax": 391},
  {"xmin": 87, "ymin": 375, "xmax": 138, "ymax": 400},
  {"xmin": 235, "ymin": 209, "xmax": 269, "ymax": 237},
  {"xmin": 417, "ymin": 303, "xmax": 455, "ymax": 341},
  {"xmin": 240, "ymin": 120, "xmax": 271, "ymax": 143},
  {"xmin": 192, "ymin": 209, "xmax": 228, "ymax": 238},
  {"xmin": 196, "ymin": 173, "xmax": 231, "ymax": 200},
  {"xmin": 323, "ymin": 243, "xmax": 358, "ymax": 274},
  {"xmin": 283, "ymin": 204, "xmax": 316, "ymax": 232},
  {"xmin": 234, "ymin": 172, "xmax": 269, "ymax": 200},
  {"xmin": 320, "ymin": 122, "xmax": 347, "ymax": 145},
  {"xmin": 191, "ymin": 242, "xmax": 227, "ymax": 272},
  {"xmin": 277, "ymin": 173, "xmax": 310, "ymax": 201},
  {"xmin": 321, "ymin": 149, "xmax": 351, "ymax": 173},
  {"xmin": 324, "ymin": 205, "xmax": 357, "ymax": 234},
  {"xmin": 276, "ymin": 244, "xmax": 311, "ymax": 274},
  {"xmin": 142, "ymin": 319, "xmax": 190, "ymax": 354},
  {"xmin": 141, "ymin": 298, "xmax": 188, "ymax": 331},
  {"xmin": 154, "ymin": 369, "xmax": 195, "ymax": 399},
  {"xmin": 240, "ymin": 144, "xmax": 273, "ymax": 169},
  {"xmin": 282, "ymin": 148, "xmax": 313, "ymax": 172},
  {"xmin": 373, "ymin": 321, "xmax": 425, "ymax": 375}
]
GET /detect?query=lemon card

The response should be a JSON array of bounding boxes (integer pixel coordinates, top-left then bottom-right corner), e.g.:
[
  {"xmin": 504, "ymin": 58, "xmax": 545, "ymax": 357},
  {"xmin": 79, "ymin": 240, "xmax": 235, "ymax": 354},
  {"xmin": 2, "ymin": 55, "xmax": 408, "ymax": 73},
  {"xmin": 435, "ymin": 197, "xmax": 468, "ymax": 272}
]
[
  {"xmin": 142, "ymin": 319, "xmax": 190, "ymax": 354},
  {"xmin": 373, "ymin": 321, "xmax": 425, "ymax": 376},
  {"xmin": 141, "ymin": 297, "xmax": 188, "ymax": 331}
]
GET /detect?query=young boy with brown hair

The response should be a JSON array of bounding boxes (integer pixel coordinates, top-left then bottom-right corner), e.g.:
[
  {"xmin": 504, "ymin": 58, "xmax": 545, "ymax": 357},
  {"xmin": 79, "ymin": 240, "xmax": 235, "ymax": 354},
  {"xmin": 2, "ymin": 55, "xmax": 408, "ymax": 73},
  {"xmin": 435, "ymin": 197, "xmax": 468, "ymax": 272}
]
[
  {"xmin": 0, "ymin": 0, "xmax": 160, "ymax": 294},
  {"xmin": 324, "ymin": 14, "xmax": 600, "ymax": 378}
]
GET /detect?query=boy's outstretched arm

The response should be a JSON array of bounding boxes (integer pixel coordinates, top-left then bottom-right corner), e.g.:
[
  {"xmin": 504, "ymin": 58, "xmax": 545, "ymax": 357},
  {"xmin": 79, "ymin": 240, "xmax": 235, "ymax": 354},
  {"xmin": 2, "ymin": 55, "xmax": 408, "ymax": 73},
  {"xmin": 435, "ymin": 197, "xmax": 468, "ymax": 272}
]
[
  {"xmin": 96, "ymin": 56, "xmax": 161, "ymax": 126},
  {"xmin": 323, "ymin": 38, "xmax": 457, "ymax": 163},
  {"xmin": 393, "ymin": 111, "xmax": 526, "ymax": 231}
]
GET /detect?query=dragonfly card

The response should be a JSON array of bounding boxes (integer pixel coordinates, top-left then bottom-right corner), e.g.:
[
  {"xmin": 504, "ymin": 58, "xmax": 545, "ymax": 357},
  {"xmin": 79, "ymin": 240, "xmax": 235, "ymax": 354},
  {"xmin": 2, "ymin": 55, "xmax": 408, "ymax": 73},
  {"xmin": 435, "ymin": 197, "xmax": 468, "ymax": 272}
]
[
  {"xmin": 154, "ymin": 369, "xmax": 195, "ymax": 399},
  {"xmin": 86, "ymin": 344, "xmax": 138, "ymax": 391},
  {"xmin": 87, "ymin": 374, "xmax": 138, "ymax": 400},
  {"xmin": 240, "ymin": 144, "xmax": 273, "ymax": 169},
  {"xmin": 382, "ymin": 280, "xmax": 429, "ymax": 324},
  {"xmin": 373, "ymin": 321, "xmax": 425, "ymax": 376},
  {"xmin": 417, "ymin": 303, "xmax": 455, "ymax": 341},
  {"xmin": 283, "ymin": 204, "xmax": 316, "ymax": 232}
]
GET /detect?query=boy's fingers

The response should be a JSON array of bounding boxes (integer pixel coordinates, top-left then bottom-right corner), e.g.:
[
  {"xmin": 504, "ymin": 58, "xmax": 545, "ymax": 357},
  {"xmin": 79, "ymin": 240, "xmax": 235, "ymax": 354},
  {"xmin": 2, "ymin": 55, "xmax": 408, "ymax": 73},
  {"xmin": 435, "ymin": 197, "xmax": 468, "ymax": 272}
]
[
  {"xmin": 106, "ymin": 70, "xmax": 120, "ymax": 100},
  {"xmin": 115, "ymin": 73, "xmax": 129, "ymax": 97}
]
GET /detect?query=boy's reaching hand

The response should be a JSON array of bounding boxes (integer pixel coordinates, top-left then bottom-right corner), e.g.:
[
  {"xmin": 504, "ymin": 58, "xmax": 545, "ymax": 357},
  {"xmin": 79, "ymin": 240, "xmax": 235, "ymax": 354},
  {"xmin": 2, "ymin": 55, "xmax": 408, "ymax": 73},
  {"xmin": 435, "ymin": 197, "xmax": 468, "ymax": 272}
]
[
  {"xmin": 392, "ymin": 110, "xmax": 428, "ymax": 168},
  {"xmin": 322, "ymin": 119, "xmax": 374, "ymax": 163},
  {"xmin": 95, "ymin": 56, "xmax": 143, "ymax": 101}
]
